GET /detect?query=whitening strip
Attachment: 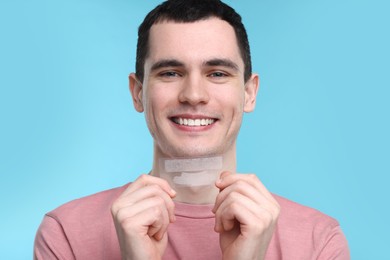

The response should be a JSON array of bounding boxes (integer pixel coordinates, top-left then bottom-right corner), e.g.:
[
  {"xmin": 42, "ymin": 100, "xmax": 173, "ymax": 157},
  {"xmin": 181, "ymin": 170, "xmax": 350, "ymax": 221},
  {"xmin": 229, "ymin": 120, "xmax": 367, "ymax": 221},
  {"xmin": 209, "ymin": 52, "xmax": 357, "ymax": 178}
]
[{"xmin": 160, "ymin": 156, "xmax": 223, "ymax": 187}]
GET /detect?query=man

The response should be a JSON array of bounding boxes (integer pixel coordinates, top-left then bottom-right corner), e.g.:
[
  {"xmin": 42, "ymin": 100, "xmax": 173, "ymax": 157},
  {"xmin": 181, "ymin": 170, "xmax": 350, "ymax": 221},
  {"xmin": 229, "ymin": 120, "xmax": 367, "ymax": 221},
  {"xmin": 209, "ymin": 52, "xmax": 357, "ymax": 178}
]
[{"xmin": 34, "ymin": 0, "xmax": 350, "ymax": 259}]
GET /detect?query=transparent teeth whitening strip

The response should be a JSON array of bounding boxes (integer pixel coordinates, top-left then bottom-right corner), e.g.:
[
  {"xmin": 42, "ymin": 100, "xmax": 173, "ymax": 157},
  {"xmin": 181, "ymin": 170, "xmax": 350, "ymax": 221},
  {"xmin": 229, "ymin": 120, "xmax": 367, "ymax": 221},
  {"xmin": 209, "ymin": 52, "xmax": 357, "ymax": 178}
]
[{"xmin": 160, "ymin": 156, "xmax": 223, "ymax": 187}]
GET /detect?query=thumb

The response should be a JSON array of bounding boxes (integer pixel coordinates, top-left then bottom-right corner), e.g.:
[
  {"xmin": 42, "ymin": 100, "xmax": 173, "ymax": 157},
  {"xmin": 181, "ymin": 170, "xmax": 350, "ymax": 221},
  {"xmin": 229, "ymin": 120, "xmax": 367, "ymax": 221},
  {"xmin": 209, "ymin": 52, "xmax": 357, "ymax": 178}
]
[
  {"xmin": 219, "ymin": 171, "xmax": 233, "ymax": 179},
  {"xmin": 215, "ymin": 171, "xmax": 233, "ymax": 188}
]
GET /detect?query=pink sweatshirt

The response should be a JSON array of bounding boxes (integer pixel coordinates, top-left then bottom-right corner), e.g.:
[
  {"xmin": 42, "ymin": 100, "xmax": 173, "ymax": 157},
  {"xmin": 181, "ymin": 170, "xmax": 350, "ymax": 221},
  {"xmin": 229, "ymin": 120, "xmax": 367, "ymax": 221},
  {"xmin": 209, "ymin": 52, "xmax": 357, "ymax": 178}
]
[{"xmin": 34, "ymin": 184, "xmax": 350, "ymax": 259}]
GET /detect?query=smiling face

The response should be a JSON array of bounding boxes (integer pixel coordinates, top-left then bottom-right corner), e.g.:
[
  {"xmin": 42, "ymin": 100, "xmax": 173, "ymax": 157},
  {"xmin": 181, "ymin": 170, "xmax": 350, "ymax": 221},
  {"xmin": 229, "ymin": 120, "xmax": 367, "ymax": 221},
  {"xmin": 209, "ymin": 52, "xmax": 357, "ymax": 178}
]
[{"xmin": 130, "ymin": 18, "xmax": 259, "ymax": 159}]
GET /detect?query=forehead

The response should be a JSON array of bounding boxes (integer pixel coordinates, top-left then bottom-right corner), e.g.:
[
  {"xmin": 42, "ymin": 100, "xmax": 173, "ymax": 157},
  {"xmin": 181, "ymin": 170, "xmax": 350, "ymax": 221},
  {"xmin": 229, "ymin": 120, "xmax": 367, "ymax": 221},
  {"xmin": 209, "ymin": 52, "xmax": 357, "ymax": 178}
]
[{"xmin": 146, "ymin": 18, "xmax": 244, "ymax": 69}]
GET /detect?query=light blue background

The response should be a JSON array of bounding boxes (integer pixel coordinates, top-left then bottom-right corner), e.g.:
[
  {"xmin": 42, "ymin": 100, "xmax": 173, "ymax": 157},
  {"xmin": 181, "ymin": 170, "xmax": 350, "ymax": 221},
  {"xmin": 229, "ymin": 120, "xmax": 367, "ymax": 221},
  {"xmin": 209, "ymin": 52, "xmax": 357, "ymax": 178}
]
[{"xmin": 1, "ymin": 0, "xmax": 389, "ymax": 259}]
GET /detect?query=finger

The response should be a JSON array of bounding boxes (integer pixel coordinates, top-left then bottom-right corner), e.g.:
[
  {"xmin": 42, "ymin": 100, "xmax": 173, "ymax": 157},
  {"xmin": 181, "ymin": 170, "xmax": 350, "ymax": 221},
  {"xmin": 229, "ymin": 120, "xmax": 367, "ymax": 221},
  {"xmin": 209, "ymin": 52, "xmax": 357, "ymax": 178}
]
[
  {"xmin": 147, "ymin": 204, "xmax": 170, "ymax": 241},
  {"xmin": 113, "ymin": 185, "xmax": 175, "ymax": 222},
  {"xmin": 218, "ymin": 170, "xmax": 233, "ymax": 180},
  {"xmin": 115, "ymin": 196, "xmax": 169, "ymax": 223},
  {"xmin": 115, "ymin": 196, "xmax": 171, "ymax": 241},
  {"xmin": 129, "ymin": 205, "xmax": 170, "ymax": 241},
  {"xmin": 214, "ymin": 191, "xmax": 258, "ymax": 232},
  {"xmin": 124, "ymin": 174, "xmax": 176, "ymax": 198},
  {"xmin": 212, "ymin": 179, "xmax": 266, "ymax": 213},
  {"xmin": 216, "ymin": 173, "xmax": 275, "ymax": 201},
  {"xmin": 213, "ymin": 183, "xmax": 280, "ymax": 228},
  {"xmin": 213, "ymin": 176, "xmax": 280, "ymax": 215},
  {"xmin": 214, "ymin": 192, "xmax": 275, "ymax": 234}
]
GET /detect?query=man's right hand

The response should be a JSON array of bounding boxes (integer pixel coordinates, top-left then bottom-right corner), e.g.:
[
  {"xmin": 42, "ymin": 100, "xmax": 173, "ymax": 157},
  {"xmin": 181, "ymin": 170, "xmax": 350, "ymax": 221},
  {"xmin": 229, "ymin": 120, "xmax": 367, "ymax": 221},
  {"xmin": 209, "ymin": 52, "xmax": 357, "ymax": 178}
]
[{"xmin": 111, "ymin": 174, "xmax": 176, "ymax": 260}]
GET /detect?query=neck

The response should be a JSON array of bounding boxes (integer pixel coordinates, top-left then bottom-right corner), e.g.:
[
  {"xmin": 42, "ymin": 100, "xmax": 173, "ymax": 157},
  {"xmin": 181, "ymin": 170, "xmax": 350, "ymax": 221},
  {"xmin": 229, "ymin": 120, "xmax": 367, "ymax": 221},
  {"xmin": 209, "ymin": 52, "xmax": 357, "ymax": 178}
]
[{"xmin": 150, "ymin": 147, "xmax": 237, "ymax": 205}]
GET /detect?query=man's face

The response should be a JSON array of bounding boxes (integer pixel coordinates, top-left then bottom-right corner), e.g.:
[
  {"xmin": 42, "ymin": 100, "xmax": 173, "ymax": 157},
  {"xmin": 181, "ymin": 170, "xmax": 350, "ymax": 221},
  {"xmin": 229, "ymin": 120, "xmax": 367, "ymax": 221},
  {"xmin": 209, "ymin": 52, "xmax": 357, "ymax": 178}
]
[{"xmin": 131, "ymin": 18, "xmax": 258, "ymax": 158}]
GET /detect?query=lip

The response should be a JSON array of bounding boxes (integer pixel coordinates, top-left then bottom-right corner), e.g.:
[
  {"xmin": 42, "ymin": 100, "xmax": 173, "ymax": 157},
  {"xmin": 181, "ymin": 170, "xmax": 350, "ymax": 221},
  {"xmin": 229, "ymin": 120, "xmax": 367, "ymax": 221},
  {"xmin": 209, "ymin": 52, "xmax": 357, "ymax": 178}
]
[
  {"xmin": 169, "ymin": 114, "xmax": 218, "ymax": 132},
  {"xmin": 170, "ymin": 114, "xmax": 218, "ymax": 120}
]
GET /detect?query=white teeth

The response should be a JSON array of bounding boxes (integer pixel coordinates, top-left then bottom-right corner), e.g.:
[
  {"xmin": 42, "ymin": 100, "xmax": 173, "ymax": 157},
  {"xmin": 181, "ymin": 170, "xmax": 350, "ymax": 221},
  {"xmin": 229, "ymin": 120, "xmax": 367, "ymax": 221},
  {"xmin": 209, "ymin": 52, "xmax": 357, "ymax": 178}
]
[{"xmin": 173, "ymin": 117, "xmax": 215, "ymax": 126}]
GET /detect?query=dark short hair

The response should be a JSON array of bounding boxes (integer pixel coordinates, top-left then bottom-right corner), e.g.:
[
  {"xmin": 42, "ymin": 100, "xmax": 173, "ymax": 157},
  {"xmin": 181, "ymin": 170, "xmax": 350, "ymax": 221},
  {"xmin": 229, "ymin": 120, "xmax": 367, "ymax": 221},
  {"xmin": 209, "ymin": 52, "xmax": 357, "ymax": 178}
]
[{"xmin": 136, "ymin": 0, "xmax": 252, "ymax": 83}]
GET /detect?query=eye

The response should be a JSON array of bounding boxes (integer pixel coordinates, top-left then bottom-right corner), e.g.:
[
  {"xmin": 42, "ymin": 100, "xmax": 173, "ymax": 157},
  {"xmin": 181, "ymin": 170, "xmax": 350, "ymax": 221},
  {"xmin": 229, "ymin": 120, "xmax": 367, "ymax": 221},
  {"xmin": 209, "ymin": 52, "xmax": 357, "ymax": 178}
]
[
  {"xmin": 207, "ymin": 71, "xmax": 231, "ymax": 83},
  {"xmin": 208, "ymin": 71, "xmax": 228, "ymax": 78},
  {"xmin": 159, "ymin": 71, "xmax": 181, "ymax": 78}
]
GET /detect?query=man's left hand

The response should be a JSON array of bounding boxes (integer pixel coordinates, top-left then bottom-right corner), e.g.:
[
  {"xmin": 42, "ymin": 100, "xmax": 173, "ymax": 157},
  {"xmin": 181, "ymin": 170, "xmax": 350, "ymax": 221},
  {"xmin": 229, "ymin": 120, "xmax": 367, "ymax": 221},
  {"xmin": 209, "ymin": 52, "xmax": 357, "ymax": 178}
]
[{"xmin": 212, "ymin": 171, "xmax": 280, "ymax": 260}]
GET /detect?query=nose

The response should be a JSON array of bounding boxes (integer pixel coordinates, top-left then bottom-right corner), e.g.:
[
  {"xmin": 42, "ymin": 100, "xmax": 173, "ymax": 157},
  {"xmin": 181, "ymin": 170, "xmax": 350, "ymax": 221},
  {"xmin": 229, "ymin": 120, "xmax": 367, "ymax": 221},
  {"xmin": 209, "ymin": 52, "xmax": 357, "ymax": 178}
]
[{"xmin": 178, "ymin": 74, "xmax": 210, "ymax": 105}]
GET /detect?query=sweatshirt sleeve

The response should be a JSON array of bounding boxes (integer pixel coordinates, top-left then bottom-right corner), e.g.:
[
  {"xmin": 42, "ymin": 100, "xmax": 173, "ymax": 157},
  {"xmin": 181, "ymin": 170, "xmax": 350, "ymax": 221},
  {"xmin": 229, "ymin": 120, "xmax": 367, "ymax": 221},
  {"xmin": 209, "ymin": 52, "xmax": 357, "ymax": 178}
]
[
  {"xmin": 34, "ymin": 215, "xmax": 76, "ymax": 260},
  {"xmin": 317, "ymin": 225, "xmax": 350, "ymax": 260}
]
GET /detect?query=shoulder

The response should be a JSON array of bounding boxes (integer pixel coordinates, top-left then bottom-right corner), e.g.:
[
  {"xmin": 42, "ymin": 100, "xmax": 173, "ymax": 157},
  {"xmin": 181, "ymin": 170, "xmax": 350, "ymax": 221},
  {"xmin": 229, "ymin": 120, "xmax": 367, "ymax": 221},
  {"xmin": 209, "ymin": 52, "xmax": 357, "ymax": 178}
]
[
  {"xmin": 273, "ymin": 193, "xmax": 339, "ymax": 228},
  {"xmin": 273, "ymin": 193, "xmax": 340, "ymax": 239},
  {"xmin": 270, "ymin": 194, "xmax": 350, "ymax": 259},
  {"xmin": 34, "ymin": 184, "xmax": 129, "ymax": 259},
  {"xmin": 47, "ymin": 183, "xmax": 129, "ymax": 224}
]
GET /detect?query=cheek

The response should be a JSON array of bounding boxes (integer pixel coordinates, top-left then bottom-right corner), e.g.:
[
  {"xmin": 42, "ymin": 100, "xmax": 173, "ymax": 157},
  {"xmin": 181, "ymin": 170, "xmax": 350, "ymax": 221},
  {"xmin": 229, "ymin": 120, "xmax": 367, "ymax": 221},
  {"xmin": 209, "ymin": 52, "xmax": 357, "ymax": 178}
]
[
  {"xmin": 216, "ymin": 88, "xmax": 245, "ymax": 113},
  {"xmin": 144, "ymin": 87, "xmax": 175, "ymax": 123}
]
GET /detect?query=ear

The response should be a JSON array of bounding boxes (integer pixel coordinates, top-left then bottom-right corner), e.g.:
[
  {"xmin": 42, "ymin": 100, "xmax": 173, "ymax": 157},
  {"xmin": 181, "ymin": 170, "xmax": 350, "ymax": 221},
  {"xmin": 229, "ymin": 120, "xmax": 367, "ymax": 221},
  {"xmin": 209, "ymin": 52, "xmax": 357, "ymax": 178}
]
[
  {"xmin": 243, "ymin": 73, "xmax": 260, "ymax": 113},
  {"xmin": 129, "ymin": 73, "xmax": 144, "ymax": 112}
]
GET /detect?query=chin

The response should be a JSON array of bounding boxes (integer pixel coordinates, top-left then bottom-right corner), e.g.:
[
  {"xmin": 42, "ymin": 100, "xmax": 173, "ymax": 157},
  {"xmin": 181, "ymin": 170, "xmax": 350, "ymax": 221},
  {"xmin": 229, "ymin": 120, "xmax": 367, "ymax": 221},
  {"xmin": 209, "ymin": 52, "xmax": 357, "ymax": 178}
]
[{"xmin": 161, "ymin": 144, "xmax": 223, "ymax": 158}]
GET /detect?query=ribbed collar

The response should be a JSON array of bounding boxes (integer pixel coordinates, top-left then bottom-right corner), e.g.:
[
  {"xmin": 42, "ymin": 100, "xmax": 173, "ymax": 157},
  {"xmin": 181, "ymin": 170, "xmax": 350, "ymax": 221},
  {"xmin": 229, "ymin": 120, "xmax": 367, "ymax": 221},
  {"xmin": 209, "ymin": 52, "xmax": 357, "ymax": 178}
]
[{"xmin": 174, "ymin": 201, "xmax": 215, "ymax": 219}]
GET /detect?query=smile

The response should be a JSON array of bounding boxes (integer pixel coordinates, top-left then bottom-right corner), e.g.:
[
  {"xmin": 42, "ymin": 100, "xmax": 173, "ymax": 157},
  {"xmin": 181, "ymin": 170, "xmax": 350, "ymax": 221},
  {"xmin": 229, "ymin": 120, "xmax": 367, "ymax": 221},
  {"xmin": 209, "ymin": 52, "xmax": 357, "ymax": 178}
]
[{"xmin": 171, "ymin": 117, "xmax": 216, "ymax": 126}]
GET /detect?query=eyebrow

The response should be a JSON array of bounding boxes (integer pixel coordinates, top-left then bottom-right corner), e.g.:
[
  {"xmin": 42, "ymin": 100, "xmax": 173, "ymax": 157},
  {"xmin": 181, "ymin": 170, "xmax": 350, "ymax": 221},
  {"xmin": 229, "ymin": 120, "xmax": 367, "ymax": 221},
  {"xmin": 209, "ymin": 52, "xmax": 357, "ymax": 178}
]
[
  {"xmin": 204, "ymin": 58, "xmax": 240, "ymax": 72},
  {"xmin": 149, "ymin": 58, "xmax": 240, "ymax": 72},
  {"xmin": 150, "ymin": 59, "xmax": 185, "ymax": 72}
]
